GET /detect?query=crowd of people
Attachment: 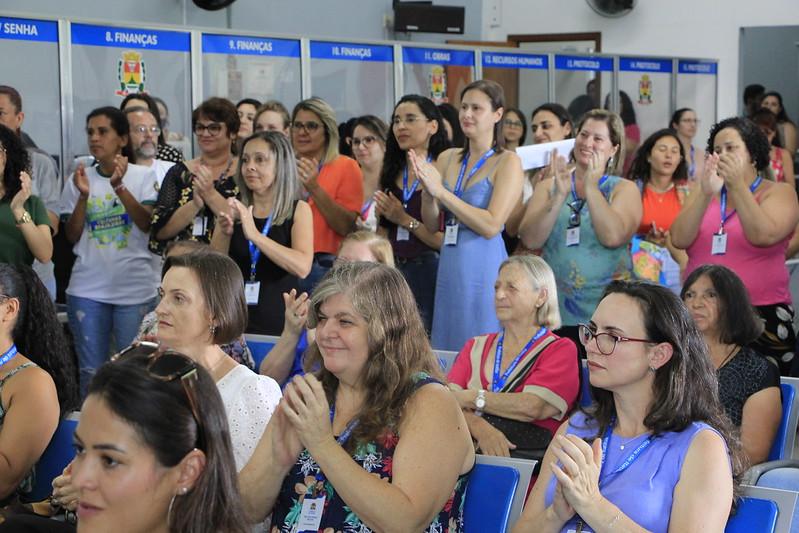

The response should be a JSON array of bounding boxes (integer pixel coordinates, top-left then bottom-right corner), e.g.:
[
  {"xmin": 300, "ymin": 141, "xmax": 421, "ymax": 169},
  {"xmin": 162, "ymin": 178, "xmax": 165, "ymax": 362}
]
[{"xmin": 0, "ymin": 75, "xmax": 796, "ymax": 531}]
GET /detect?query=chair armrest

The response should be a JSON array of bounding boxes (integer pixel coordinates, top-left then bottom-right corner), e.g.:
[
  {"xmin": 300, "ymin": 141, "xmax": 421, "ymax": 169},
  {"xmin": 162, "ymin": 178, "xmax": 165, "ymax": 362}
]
[{"xmin": 742, "ymin": 459, "xmax": 799, "ymax": 485}]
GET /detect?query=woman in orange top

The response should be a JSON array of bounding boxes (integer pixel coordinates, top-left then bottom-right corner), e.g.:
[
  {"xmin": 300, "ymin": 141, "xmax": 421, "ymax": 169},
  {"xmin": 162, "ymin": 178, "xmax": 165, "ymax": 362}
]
[{"xmin": 626, "ymin": 129, "xmax": 689, "ymax": 289}]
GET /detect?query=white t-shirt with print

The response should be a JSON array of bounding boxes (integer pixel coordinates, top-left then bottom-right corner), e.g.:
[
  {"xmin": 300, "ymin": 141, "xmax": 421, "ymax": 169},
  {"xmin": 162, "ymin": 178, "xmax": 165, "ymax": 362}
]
[{"xmin": 60, "ymin": 163, "xmax": 160, "ymax": 305}]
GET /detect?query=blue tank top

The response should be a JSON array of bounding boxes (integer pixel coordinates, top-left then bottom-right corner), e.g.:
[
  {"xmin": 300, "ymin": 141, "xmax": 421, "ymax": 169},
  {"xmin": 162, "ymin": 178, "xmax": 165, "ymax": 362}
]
[{"xmin": 544, "ymin": 411, "xmax": 721, "ymax": 533}]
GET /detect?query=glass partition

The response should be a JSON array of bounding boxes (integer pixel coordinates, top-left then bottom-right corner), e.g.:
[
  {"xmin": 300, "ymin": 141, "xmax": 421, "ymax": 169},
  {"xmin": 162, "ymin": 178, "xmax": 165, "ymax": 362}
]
[
  {"xmin": 0, "ymin": 16, "xmax": 62, "ymax": 165},
  {"xmin": 618, "ymin": 57, "xmax": 673, "ymax": 143},
  {"xmin": 482, "ymin": 51, "xmax": 549, "ymax": 147},
  {"xmin": 554, "ymin": 55, "xmax": 613, "ymax": 125},
  {"xmin": 69, "ymin": 22, "xmax": 192, "ymax": 163},
  {"xmin": 402, "ymin": 46, "xmax": 475, "ymax": 108},
  {"xmin": 309, "ymin": 41, "xmax": 394, "ymax": 122},
  {"xmin": 676, "ymin": 60, "xmax": 718, "ymax": 146},
  {"xmin": 201, "ymin": 34, "xmax": 301, "ymax": 113}
]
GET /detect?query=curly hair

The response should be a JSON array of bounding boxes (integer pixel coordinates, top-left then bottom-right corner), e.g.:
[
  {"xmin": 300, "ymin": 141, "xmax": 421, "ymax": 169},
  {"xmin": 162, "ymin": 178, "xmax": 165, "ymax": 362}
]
[
  {"xmin": 0, "ymin": 264, "xmax": 78, "ymax": 415},
  {"xmin": 192, "ymin": 97, "xmax": 240, "ymax": 142},
  {"xmin": 584, "ymin": 280, "xmax": 746, "ymax": 491},
  {"xmin": 626, "ymin": 128, "xmax": 688, "ymax": 183},
  {"xmin": 380, "ymin": 95, "xmax": 450, "ymax": 192},
  {"xmin": 0, "ymin": 124, "xmax": 30, "ymax": 201},
  {"xmin": 304, "ymin": 262, "xmax": 442, "ymax": 452},
  {"xmin": 706, "ymin": 116, "xmax": 771, "ymax": 173}
]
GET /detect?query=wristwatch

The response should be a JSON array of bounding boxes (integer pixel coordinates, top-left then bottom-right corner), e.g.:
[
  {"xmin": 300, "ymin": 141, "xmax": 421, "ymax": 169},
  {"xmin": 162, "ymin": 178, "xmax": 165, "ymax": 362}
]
[
  {"xmin": 475, "ymin": 389, "xmax": 486, "ymax": 416},
  {"xmin": 15, "ymin": 210, "xmax": 32, "ymax": 225},
  {"xmin": 407, "ymin": 218, "xmax": 420, "ymax": 231}
]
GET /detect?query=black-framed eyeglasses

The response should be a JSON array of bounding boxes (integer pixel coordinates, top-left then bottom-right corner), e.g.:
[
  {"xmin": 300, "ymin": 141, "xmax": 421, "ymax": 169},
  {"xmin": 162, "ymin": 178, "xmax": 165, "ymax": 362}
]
[
  {"xmin": 568, "ymin": 199, "xmax": 585, "ymax": 228},
  {"xmin": 194, "ymin": 122, "xmax": 223, "ymax": 136},
  {"xmin": 578, "ymin": 324, "xmax": 654, "ymax": 356},
  {"xmin": 112, "ymin": 342, "xmax": 203, "ymax": 445},
  {"xmin": 503, "ymin": 119, "xmax": 524, "ymax": 128},
  {"xmin": 291, "ymin": 121, "xmax": 321, "ymax": 133}
]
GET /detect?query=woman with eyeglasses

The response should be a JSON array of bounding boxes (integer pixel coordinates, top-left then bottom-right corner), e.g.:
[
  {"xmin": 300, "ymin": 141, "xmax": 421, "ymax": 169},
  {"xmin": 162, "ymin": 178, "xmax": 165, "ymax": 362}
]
[
  {"xmin": 241, "ymin": 262, "xmax": 474, "ymax": 532},
  {"xmin": 148, "ymin": 98, "xmax": 240, "ymax": 256},
  {"xmin": 518, "ymin": 109, "xmax": 642, "ymax": 349},
  {"xmin": 412, "ymin": 80, "xmax": 524, "ymax": 351},
  {"xmin": 68, "ymin": 346, "xmax": 248, "ymax": 533},
  {"xmin": 670, "ymin": 108, "xmax": 704, "ymax": 181},
  {"xmin": 682, "ymin": 265, "xmax": 781, "ymax": 465},
  {"xmin": 211, "ymin": 131, "xmax": 313, "ymax": 336},
  {"xmin": 349, "ymin": 115, "xmax": 388, "ymax": 232},
  {"xmin": 374, "ymin": 95, "xmax": 448, "ymax": 334},
  {"xmin": 291, "ymin": 98, "xmax": 364, "ymax": 293},
  {"xmin": 514, "ymin": 280, "xmax": 742, "ymax": 533},
  {"xmin": 501, "ymin": 108, "xmax": 527, "ymax": 151},
  {"xmin": 0, "ymin": 124, "xmax": 52, "ymax": 267},
  {"xmin": 448, "ymin": 255, "xmax": 579, "ymax": 458},
  {"xmin": 61, "ymin": 106, "xmax": 160, "ymax": 397},
  {"xmin": 671, "ymin": 117, "xmax": 799, "ymax": 375}
]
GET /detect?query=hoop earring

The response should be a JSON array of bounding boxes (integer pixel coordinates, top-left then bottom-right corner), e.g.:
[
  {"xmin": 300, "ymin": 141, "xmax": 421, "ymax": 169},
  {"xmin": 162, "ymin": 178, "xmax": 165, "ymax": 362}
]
[{"xmin": 167, "ymin": 494, "xmax": 176, "ymax": 528}]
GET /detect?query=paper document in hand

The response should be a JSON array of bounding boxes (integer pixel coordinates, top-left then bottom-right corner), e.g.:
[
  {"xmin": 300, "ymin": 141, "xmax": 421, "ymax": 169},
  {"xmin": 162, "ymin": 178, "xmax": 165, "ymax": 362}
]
[{"xmin": 515, "ymin": 139, "xmax": 575, "ymax": 170}]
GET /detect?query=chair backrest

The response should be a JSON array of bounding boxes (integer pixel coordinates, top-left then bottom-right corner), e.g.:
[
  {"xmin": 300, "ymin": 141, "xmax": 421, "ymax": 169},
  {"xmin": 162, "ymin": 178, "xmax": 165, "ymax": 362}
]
[
  {"xmin": 768, "ymin": 382, "xmax": 796, "ymax": 461},
  {"xmin": 742, "ymin": 484, "xmax": 797, "ymax": 533},
  {"xmin": 724, "ymin": 496, "xmax": 778, "ymax": 533},
  {"xmin": 475, "ymin": 455, "xmax": 537, "ymax": 529},
  {"xmin": 579, "ymin": 360, "xmax": 593, "ymax": 407},
  {"xmin": 464, "ymin": 463, "xmax": 519, "ymax": 533},
  {"xmin": 435, "ymin": 349, "xmax": 458, "ymax": 375},
  {"xmin": 23, "ymin": 412, "xmax": 80, "ymax": 503},
  {"xmin": 244, "ymin": 333, "xmax": 280, "ymax": 372}
]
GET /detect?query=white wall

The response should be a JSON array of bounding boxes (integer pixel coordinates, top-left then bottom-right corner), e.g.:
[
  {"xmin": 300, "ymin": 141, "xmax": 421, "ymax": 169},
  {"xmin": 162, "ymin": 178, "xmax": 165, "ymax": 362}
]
[{"xmin": 486, "ymin": 0, "xmax": 799, "ymax": 120}]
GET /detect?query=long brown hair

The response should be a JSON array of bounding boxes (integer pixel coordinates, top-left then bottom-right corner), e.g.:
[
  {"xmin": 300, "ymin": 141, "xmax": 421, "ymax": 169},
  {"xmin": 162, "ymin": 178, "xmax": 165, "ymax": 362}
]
[
  {"xmin": 304, "ymin": 262, "xmax": 442, "ymax": 450},
  {"xmin": 459, "ymin": 79, "xmax": 506, "ymax": 161}
]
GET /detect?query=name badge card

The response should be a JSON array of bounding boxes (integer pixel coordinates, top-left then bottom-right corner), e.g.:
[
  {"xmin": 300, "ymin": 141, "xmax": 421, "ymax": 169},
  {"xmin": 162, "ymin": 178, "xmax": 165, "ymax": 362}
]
[
  {"xmin": 711, "ymin": 233, "xmax": 727, "ymax": 255},
  {"xmin": 566, "ymin": 227, "xmax": 580, "ymax": 247},
  {"xmin": 192, "ymin": 216, "xmax": 205, "ymax": 236},
  {"xmin": 297, "ymin": 494, "xmax": 325, "ymax": 532},
  {"xmin": 244, "ymin": 282, "xmax": 260, "ymax": 305},
  {"xmin": 396, "ymin": 225, "xmax": 410, "ymax": 241},
  {"xmin": 444, "ymin": 223, "xmax": 459, "ymax": 246}
]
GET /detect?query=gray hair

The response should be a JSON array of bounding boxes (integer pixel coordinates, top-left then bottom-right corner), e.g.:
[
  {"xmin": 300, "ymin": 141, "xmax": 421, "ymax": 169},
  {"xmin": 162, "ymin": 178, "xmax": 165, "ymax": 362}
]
[{"xmin": 498, "ymin": 255, "xmax": 561, "ymax": 330}]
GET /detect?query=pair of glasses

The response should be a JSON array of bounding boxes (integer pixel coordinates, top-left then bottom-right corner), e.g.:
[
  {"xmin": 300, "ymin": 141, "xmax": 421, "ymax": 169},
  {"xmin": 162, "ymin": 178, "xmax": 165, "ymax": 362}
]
[
  {"xmin": 680, "ymin": 118, "xmax": 700, "ymax": 124},
  {"xmin": 577, "ymin": 324, "xmax": 653, "ymax": 355},
  {"xmin": 349, "ymin": 135, "xmax": 379, "ymax": 148},
  {"xmin": 112, "ymin": 342, "xmax": 203, "ymax": 446},
  {"xmin": 392, "ymin": 115, "xmax": 426, "ymax": 126},
  {"xmin": 132, "ymin": 125, "xmax": 161, "ymax": 136},
  {"xmin": 194, "ymin": 123, "xmax": 224, "ymax": 136},
  {"xmin": 567, "ymin": 199, "xmax": 585, "ymax": 228},
  {"xmin": 291, "ymin": 121, "xmax": 321, "ymax": 133},
  {"xmin": 503, "ymin": 119, "xmax": 524, "ymax": 128}
]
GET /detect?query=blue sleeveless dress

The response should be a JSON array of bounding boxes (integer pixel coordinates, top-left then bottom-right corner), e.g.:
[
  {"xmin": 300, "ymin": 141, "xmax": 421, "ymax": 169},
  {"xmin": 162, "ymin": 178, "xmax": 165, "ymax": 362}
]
[
  {"xmin": 544, "ymin": 411, "xmax": 724, "ymax": 533},
  {"xmin": 431, "ymin": 175, "xmax": 505, "ymax": 351}
]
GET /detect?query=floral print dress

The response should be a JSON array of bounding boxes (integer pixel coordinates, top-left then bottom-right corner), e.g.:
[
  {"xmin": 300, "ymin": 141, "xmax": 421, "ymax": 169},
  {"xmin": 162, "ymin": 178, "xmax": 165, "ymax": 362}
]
[{"xmin": 270, "ymin": 376, "xmax": 469, "ymax": 533}]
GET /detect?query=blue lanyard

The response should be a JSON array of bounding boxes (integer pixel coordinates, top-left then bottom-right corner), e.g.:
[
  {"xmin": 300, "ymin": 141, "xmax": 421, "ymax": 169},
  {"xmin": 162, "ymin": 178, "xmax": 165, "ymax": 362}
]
[
  {"xmin": 598, "ymin": 417, "xmax": 652, "ymax": 487},
  {"xmin": 402, "ymin": 155, "xmax": 432, "ymax": 207},
  {"xmin": 570, "ymin": 171, "xmax": 609, "ymax": 206},
  {"xmin": 247, "ymin": 214, "xmax": 273, "ymax": 282},
  {"xmin": 0, "ymin": 345, "xmax": 17, "ymax": 369},
  {"xmin": 719, "ymin": 176, "xmax": 762, "ymax": 232},
  {"xmin": 689, "ymin": 146, "xmax": 696, "ymax": 178},
  {"xmin": 453, "ymin": 149, "xmax": 495, "ymax": 198},
  {"xmin": 492, "ymin": 327, "xmax": 547, "ymax": 392},
  {"xmin": 313, "ymin": 406, "xmax": 359, "ymax": 487}
]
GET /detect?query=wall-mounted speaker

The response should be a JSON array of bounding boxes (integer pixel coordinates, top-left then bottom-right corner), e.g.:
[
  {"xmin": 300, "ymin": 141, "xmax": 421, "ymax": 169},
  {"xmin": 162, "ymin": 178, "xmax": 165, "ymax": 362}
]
[
  {"xmin": 394, "ymin": 2, "xmax": 465, "ymax": 34},
  {"xmin": 192, "ymin": 0, "xmax": 237, "ymax": 10}
]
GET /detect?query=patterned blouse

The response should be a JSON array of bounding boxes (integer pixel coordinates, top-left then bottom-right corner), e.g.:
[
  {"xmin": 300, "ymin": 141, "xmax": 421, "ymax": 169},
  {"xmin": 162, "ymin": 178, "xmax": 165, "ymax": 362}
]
[
  {"xmin": 157, "ymin": 143, "xmax": 183, "ymax": 163},
  {"xmin": 148, "ymin": 161, "xmax": 238, "ymax": 255}
]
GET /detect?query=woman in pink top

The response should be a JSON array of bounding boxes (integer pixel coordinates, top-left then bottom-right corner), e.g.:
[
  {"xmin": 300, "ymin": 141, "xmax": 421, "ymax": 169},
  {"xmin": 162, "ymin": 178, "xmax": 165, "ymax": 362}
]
[{"xmin": 671, "ymin": 117, "xmax": 799, "ymax": 374}]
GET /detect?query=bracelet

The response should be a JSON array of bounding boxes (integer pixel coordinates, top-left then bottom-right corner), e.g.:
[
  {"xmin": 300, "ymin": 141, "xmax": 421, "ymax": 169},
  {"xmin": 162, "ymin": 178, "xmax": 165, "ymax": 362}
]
[{"xmin": 113, "ymin": 183, "xmax": 126, "ymax": 193}]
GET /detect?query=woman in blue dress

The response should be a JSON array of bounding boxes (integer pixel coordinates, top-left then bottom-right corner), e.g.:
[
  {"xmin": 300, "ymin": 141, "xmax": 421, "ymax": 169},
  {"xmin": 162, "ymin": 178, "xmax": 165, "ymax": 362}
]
[{"xmin": 412, "ymin": 80, "xmax": 523, "ymax": 351}]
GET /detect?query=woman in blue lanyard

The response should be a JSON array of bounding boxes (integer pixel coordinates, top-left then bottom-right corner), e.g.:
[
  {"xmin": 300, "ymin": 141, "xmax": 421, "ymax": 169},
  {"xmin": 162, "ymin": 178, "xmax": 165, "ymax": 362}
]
[
  {"xmin": 447, "ymin": 255, "xmax": 579, "ymax": 457},
  {"xmin": 670, "ymin": 108, "xmax": 703, "ymax": 181},
  {"xmin": 374, "ymin": 95, "xmax": 449, "ymax": 335},
  {"xmin": 211, "ymin": 131, "xmax": 313, "ymax": 336},
  {"xmin": 518, "ymin": 109, "xmax": 642, "ymax": 352},
  {"xmin": 515, "ymin": 280, "xmax": 743, "ymax": 533},
  {"xmin": 412, "ymin": 80, "xmax": 524, "ymax": 351},
  {"xmin": 671, "ymin": 117, "xmax": 799, "ymax": 375},
  {"xmin": 240, "ymin": 262, "xmax": 475, "ymax": 532}
]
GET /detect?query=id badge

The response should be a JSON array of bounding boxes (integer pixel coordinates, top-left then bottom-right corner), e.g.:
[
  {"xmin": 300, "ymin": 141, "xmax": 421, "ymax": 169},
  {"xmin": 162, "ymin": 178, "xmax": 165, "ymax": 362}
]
[
  {"xmin": 566, "ymin": 226, "xmax": 581, "ymax": 247},
  {"xmin": 244, "ymin": 281, "xmax": 260, "ymax": 305},
  {"xmin": 396, "ymin": 226, "xmax": 410, "ymax": 242},
  {"xmin": 297, "ymin": 494, "xmax": 326, "ymax": 532},
  {"xmin": 711, "ymin": 232, "xmax": 727, "ymax": 255},
  {"xmin": 192, "ymin": 216, "xmax": 206, "ymax": 237},
  {"xmin": 444, "ymin": 223, "xmax": 459, "ymax": 246}
]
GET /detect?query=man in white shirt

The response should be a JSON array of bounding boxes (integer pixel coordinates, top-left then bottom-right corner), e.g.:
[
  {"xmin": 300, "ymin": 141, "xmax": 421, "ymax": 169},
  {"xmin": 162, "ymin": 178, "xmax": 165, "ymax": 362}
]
[{"xmin": 124, "ymin": 107, "xmax": 176, "ymax": 190}]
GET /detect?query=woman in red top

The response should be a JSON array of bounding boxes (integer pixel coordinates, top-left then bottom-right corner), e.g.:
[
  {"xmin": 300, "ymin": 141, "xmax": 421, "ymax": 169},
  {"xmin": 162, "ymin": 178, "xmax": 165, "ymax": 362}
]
[
  {"xmin": 752, "ymin": 109, "xmax": 795, "ymax": 188},
  {"xmin": 447, "ymin": 254, "xmax": 579, "ymax": 457}
]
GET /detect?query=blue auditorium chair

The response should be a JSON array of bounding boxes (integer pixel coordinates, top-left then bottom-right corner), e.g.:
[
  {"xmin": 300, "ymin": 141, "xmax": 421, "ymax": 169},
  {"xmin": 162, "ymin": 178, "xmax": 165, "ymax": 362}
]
[
  {"xmin": 464, "ymin": 463, "xmax": 519, "ymax": 533},
  {"xmin": 22, "ymin": 412, "xmax": 80, "ymax": 503}
]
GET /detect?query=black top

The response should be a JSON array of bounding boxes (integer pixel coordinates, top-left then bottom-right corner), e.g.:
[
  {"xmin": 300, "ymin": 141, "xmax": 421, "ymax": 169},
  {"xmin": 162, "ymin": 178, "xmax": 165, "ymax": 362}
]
[
  {"xmin": 377, "ymin": 183, "xmax": 437, "ymax": 259},
  {"xmin": 229, "ymin": 202, "xmax": 299, "ymax": 335},
  {"xmin": 148, "ymin": 161, "xmax": 238, "ymax": 255},
  {"xmin": 157, "ymin": 143, "xmax": 183, "ymax": 163},
  {"xmin": 717, "ymin": 346, "xmax": 780, "ymax": 426}
]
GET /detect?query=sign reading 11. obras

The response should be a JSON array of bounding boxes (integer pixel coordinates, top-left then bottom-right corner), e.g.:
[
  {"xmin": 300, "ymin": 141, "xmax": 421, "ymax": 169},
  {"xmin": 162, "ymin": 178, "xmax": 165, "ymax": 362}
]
[
  {"xmin": 402, "ymin": 47, "xmax": 474, "ymax": 67},
  {"xmin": 71, "ymin": 23, "xmax": 190, "ymax": 52},
  {"xmin": 0, "ymin": 17, "xmax": 58, "ymax": 43}
]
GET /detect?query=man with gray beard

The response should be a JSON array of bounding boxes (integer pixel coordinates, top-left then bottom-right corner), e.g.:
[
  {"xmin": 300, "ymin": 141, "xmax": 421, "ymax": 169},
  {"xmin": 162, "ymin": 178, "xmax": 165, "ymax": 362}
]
[{"xmin": 124, "ymin": 107, "xmax": 175, "ymax": 191}]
